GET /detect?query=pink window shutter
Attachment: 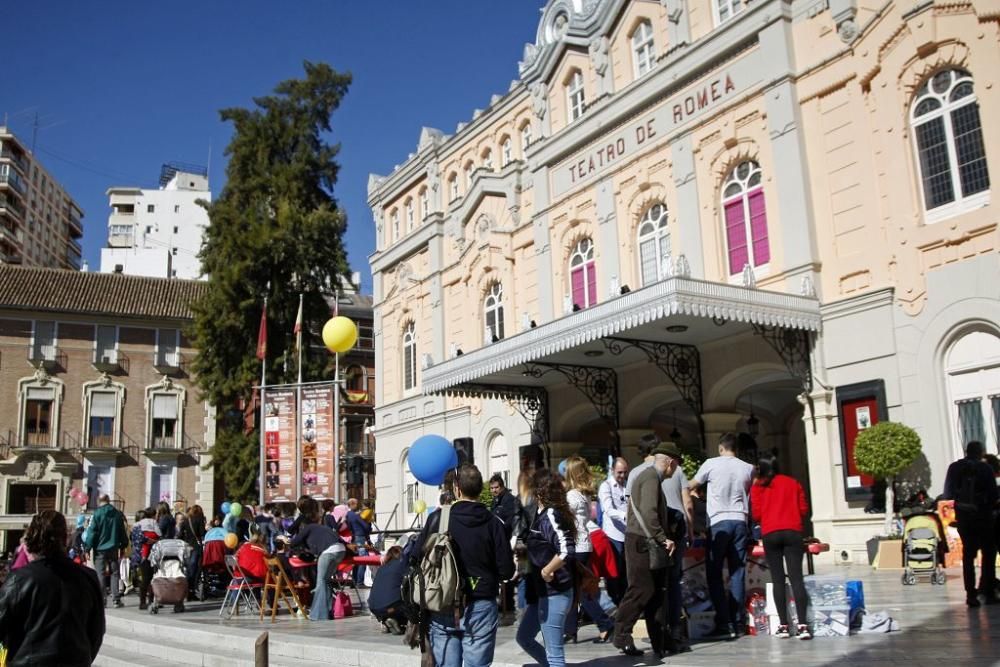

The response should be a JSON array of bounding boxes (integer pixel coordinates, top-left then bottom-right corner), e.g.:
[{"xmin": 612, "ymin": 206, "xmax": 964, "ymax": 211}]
[
  {"xmin": 724, "ymin": 199, "xmax": 748, "ymax": 275},
  {"xmin": 571, "ymin": 267, "xmax": 585, "ymax": 308},
  {"xmin": 747, "ymin": 188, "xmax": 770, "ymax": 266},
  {"xmin": 585, "ymin": 262, "xmax": 597, "ymax": 308}
]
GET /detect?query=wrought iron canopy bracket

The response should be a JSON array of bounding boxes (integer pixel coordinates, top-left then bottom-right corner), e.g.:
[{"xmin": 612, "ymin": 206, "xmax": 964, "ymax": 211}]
[
  {"xmin": 602, "ymin": 337, "xmax": 704, "ymax": 419},
  {"xmin": 749, "ymin": 325, "xmax": 814, "ymax": 393},
  {"xmin": 523, "ymin": 362, "xmax": 620, "ymax": 455},
  {"xmin": 436, "ymin": 383, "xmax": 550, "ymax": 445}
]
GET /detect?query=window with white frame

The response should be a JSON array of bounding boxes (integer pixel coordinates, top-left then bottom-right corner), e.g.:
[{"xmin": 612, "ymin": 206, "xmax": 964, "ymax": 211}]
[
  {"xmin": 945, "ymin": 329, "xmax": 1000, "ymax": 455},
  {"xmin": 155, "ymin": 328, "xmax": 180, "ymax": 368},
  {"xmin": 94, "ymin": 325, "xmax": 117, "ymax": 364},
  {"xmin": 419, "ymin": 188, "xmax": 429, "ymax": 219},
  {"xmin": 911, "ymin": 69, "xmax": 990, "ymax": 219},
  {"xmin": 487, "ymin": 432, "xmax": 509, "ymax": 487},
  {"xmin": 148, "ymin": 463, "xmax": 175, "ymax": 506},
  {"xmin": 30, "ymin": 320, "xmax": 57, "ymax": 362},
  {"xmin": 482, "ymin": 148, "xmax": 494, "ymax": 171},
  {"xmin": 151, "ymin": 393, "xmax": 179, "ymax": 449},
  {"xmin": 23, "ymin": 386, "xmax": 55, "ymax": 447},
  {"xmin": 402, "ymin": 322, "xmax": 417, "ymax": 391},
  {"xmin": 569, "ymin": 237, "xmax": 597, "ymax": 309},
  {"xmin": 520, "ymin": 122, "xmax": 533, "ymax": 156},
  {"xmin": 501, "ymin": 137, "xmax": 512, "ymax": 167},
  {"xmin": 449, "ymin": 173, "xmax": 459, "ymax": 201},
  {"xmin": 721, "ymin": 160, "xmax": 769, "ymax": 276},
  {"xmin": 87, "ymin": 390, "xmax": 118, "ymax": 449},
  {"xmin": 85, "ymin": 462, "xmax": 113, "ymax": 510},
  {"xmin": 402, "ymin": 454, "xmax": 418, "ymax": 517},
  {"xmin": 405, "ymin": 199, "xmax": 415, "ymax": 231},
  {"xmin": 484, "ymin": 282, "xmax": 505, "ymax": 342},
  {"xmin": 715, "ymin": 0, "xmax": 743, "ymax": 25},
  {"xmin": 566, "ymin": 70, "xmax": 586, "ymax": 122},
  {"xmin": 391, "ymin": 209, "xmax": 400, "ymax": 241},
  {"xmin": 632, "ymin": 20, "xmax": 656, "ymax": 78},
  {"xmin": 637, "ymin": 203, "xmax": 671, "ymax": 286}
]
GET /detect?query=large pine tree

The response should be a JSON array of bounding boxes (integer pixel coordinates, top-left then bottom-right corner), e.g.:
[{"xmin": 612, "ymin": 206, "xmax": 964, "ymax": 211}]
[{"xmin": 191, "ymin": 62, "xmax": 352, "ymax": 502}]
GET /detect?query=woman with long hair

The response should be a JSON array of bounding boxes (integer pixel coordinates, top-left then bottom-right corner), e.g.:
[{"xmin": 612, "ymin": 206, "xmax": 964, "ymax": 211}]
[
  {"xmin": 288, "ymin": 498, "xmax": 345, "ymax": 621},
  {"xmin": 562, "ymin": 456, "xmax": 614, "ymax": 642},
  {"xmin": 750, "ymin": 455, "xmax": 811, "ymax": 639},
  {"xmin": 156, "ymin": 501, "xmax": 175, "ymax": 539},
  {"xmin": 516, "ymin": 468, "xmax": 577, "ymax": 667}
]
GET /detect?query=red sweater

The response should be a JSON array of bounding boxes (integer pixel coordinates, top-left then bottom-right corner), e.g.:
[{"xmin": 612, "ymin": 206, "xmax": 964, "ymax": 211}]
[{"xmin": 750, "ymin": 474, "xmax": 809, "ymax": 535}]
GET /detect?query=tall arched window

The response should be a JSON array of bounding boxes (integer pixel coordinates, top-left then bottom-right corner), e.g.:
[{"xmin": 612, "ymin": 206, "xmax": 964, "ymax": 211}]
[
  {"xmin": 519, "ymin": 122, "xmax": 532, "ymax": 156},
  {"xmin": 405, "ymin": 198, "xmax": 414, "ymax": 232},
  {"xmin": 484, "ymin": 282, "xmax": 505, "ymax": 342},
  {"xmin": 631, "ymin": 20, "xmax": 656, "ymax": 78},
  {"xmin": 482, "ymin": 148, "xmax": 494, "ymax": 171},
  {"xmin": 566, "ymin": 70, "xmax": 586, "ymax": 122},
  {"xmin": 946, "ymin": 329, "xmax": 1000, "ymax": 455},
  {"xmin": 500, "ymin": 137, "xmax": 512, "ymax": 168},
  {"xmin": 911, "ymin": 69, "xmax": 990, "ymax": 218},
  {"xmin": 637, "ymin": 202, "xmax": 670, "ymax": 286},
  {"xmin": 722, "ymin": 160, "xmax": 769, "ymax": 276},
  {"xmin": 402, "ymin": 322, "xmax": 417, "ymax": 391},
  {"xmin": 390, "ymin": 208, "xmax": 400, "ymax": 242},
  {"xmin": 569, "ymin": 237, "xmax": 597, "ymax": 309},
  {"xmin": 448, "ymin": 173, "xmax": 459, "ymax": 201},
  {"xmin": 419, "ymin": 187, "xmax": 429, "ymax": 219},
  {"xmin": 463, "ymin": 161, "xmax": 474, "ymax": 191},
  {"xmin": 487, "ymin": 432, "xmax": 509, "ymax": 486}
]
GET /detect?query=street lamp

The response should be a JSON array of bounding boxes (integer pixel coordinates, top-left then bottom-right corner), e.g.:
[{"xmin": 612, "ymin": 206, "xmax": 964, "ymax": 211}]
[{"xmin": 322, "ymin": 314, "xmax": 358, "ymax": 501}]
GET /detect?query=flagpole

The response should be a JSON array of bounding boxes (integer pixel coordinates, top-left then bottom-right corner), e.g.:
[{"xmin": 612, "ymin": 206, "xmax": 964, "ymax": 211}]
[
  {"xmin": 296, "ymin": 293, "xmax": 304, "ymax": 386},
  {"xmin": 258, "ymin": 290, "xmax": 268, "ymax": 506}
]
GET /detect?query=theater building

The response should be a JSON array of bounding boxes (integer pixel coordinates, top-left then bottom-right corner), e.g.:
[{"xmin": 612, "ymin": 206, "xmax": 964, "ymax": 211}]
[{"xmin": 367, "ymin": 0, "xmax": 998, "ymax": 560}]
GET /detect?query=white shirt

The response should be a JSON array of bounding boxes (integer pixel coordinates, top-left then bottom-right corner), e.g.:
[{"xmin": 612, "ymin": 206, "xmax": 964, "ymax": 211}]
[
  {"xmin": 598, "ymin": 477, "xmax": 628, "ymax": 543},
  {"xmin": 693, "ymin": 455, "xmax": 754, "ymax": 526}
]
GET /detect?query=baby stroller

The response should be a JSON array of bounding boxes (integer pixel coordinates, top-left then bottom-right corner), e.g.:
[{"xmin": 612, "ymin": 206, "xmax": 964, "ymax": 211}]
[
  {"xmin": 901, "ymin": 511, "xmax": 946, "ymax": 585},
  {"xmin": 197, "ymin": 539, "xmax": 231, "ymax": 600},
  {"xmin": 149, "ymin": 539, "xmax": 193, "ymax": 614}
]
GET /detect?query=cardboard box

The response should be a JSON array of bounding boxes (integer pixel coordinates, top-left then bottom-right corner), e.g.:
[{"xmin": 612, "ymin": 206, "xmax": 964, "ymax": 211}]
[
  {"xmin": 809, "ymin": 605, "xmax": 851, "ymax": 637},
  {"xmin": 874, "ymin": 539, "xmax": 904, "ymax": 570}
]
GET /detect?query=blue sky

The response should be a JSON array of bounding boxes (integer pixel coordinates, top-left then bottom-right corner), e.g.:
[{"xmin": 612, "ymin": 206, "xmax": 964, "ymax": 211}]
[{"xmin": 3, "ymin": 1, "xmax": 545, "ymax": 293}]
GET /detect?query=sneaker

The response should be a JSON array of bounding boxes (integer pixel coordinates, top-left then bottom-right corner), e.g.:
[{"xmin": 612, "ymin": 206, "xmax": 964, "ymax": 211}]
[
  {"xmin": 385, "ymin": 617, "xmax": 404, "ymax": 635},
  {"xmin": 112, "ymin": 600, "xmax": 124, "ymax": 609},
  {"xmin": 774, "ymin": 625, "xmax": 790, "ymax": 638},
  {"xmin": 796, "ymin": 624, "xmax": 811, "ymax": 640}
]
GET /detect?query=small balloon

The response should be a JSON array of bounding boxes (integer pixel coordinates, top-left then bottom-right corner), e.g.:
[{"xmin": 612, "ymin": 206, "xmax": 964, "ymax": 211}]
[
  {"xmin": 229, "ymin": 502, "xmax": 243, "ymax": 517},
  {"xmin": 322, "ymin": 316, "xmax": 359, "ymax": 354},
  {"xmin": 77, "ymin": 495, "xmax": 88, "ymax": 507},
  {"xmin": 413, "ymin": 499, "xmax": 427, "ymax": 514},
  {"xmin": 221, "ymin": 501, "xmax": 231, "ymax": 515},
  {"xmin": 557, "ymin": 459, "xmax": 568, "ymax": 477},
  {"xmin": 224, "ymin": 533, "xmax": 239, "ymax": 550},
  {"xmin": 360, "ymin": 508, "xmax": 373, "ymax": 522}
]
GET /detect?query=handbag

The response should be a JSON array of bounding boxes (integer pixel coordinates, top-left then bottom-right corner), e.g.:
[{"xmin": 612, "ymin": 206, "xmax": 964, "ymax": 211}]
[
  {"xmin": 631, "ymin": 500, "xmax": 670, "ymax": 571},
  {"xmin": 332, "ymin": 590, "xmax": 354, "ymax": 618}
]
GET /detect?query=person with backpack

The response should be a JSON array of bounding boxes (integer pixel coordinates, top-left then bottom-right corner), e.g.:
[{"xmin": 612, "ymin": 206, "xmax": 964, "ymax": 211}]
[
  {"xmin": 84, "ymin": 494, "xmax": 129, "ymax": 608},
  {"xmin": 409, "ymin": 464, "xmax": 513, "ymax": 667},
  {"xmin": 944, "ymin": 440, "xmax": 998, "ymax": 606}
]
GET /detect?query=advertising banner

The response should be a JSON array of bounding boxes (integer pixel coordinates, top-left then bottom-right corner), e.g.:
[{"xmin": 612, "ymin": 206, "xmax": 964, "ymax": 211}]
[
  {"xmin": 300, "ymin": 385, "xmax": 335, "ymax": 498},
  {"xmin": 262, "ymin": 387, "xmax": 297, "ymax": 503}
]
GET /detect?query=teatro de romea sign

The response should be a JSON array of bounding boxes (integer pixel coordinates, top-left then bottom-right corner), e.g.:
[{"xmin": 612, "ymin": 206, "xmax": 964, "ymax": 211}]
[{"xmin": 551, "ymin": 69, "xmax": 745, "ymax": 198}]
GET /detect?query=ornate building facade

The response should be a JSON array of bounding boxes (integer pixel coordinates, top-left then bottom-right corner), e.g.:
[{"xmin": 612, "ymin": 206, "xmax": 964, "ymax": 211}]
[{"xmin": 367, "ymin": 0, "xmax": 998, "ymax": 559}]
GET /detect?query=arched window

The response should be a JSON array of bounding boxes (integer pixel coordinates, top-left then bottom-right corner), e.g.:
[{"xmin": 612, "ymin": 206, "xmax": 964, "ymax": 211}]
[
  {"xmin": 487, "ymin": 432, "xmax": 509, "ymax": 486},
  {"xmin": 566, "ymin": 70, "xmax": 585, "ymax": 122},
  {"xmin": 721, "ymin": 160, "xmax": 769, "ymax": 276},
  {"xmin": 637, "ymin": 202, "xmax": 670, "ymax": 286},
  {"xmin": 715, "ymin": 0, "xmax": 743, "ymax": 25},
  {"xmin": 463, "ymin": 161, "xmax": 474, "ymax": 191},
  {"xmin": 569, "ymin": 237, "xmax": 597, "ymax": 309},
  {"xmin": 390, "ymin": 208, "xmax": 400, "ymax": 242},
  {"xmin": 405, "ymin": 198, "xmax": 414, "ymax": 232},
  {"xmin": 500, "ymin": 137, "xmax": 512, "ymax": 168},
  {"xmin": 419, "ymin": 187, "xmax": 429, "ymax": 219},
  {"xmin": 911, "ymin": 69, "xmax": 990, "ymax": 217},
  {"xmin": 631, "ymin": 20, "xmax": 656, "ymax": 78},
  {"xmin": 946, "ymin": 329, "xmax": 1000, "ymax": 454},
  {"xmin": 482, "ymin": 148, "xmax": 494, "ymax": 171},
  {"xmin": 402, "ymin": 322, "xmax": 416, "ymax": 391},
  {"xmin": 484, "ymin": 282, "xmax": 505, "ymax": 342},
  {"xmin": 519, "ymin": 122, "xmax": 533, "ymax": 156},
  {"xmin": 448, "ymin": 173, "xmax": 459, "ymax": 201}
]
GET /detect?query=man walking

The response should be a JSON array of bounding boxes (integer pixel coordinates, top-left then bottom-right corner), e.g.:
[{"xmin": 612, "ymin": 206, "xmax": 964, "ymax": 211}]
[
  {"xmin": 84, "ymin": 494, "xmax": 129, "ymax": 608},
  {"xmin": 412, "ymin": 464, "xmax": 514, "ymax": 667},
  {"xmin": 661, "ymin": 450, "xmax": 694, "ymax": 653},
  {"xmin": 598, "ymin": 457, "xmax": 629, "ymax": 603},
  {"xmin": 613, "ymin": 441, "xmax": 682, "ymax": 658},
  {"xmin": 689, "ymin": 433, "xmax": 754, "ymax": 639},
  {"xmin": 944, "ymin": 440, "xmax": 998, "ymax": 606},
  {"xmin": 489, "ymin": 473, "xmax": 519, "ymax": 625}
]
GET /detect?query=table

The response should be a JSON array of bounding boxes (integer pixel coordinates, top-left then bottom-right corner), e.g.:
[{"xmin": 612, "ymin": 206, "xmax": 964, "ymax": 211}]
[{"xmin": 347, "ymin": 554, "xmax": 383, "ymax": 567}]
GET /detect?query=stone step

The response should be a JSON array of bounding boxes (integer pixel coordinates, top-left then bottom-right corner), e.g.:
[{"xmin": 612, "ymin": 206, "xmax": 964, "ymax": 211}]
[{"xmin": 94, "ymin": 643, "xmax": 189, "ymax": 667}]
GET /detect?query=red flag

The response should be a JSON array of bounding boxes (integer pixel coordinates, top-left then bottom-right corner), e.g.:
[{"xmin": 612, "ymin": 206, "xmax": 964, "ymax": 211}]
[
  {"xmin": 293, "ymin": 296, "xmax": 303, "ymax": 336},
  {"xmin": 255, "ymin": 304, "xmax": 267, "ymax": 360}
]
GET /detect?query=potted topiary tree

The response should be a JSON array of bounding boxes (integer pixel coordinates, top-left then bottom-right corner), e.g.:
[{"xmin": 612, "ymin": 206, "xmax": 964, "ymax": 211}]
[{"xmin": 853, "ymin": 421, "xmax": 922, "ymax": 536}]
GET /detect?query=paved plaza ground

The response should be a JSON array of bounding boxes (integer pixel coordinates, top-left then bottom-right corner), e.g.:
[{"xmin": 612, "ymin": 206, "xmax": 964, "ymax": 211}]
[{"xmin": 95, "ymin": 564, "xmax": 999, "ymax": 667}]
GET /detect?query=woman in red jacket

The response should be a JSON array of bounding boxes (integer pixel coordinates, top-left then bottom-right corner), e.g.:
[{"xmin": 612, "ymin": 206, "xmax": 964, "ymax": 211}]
[{"xmin": 750, "ymin": 455, "xmax": 811, "ymax": 640}]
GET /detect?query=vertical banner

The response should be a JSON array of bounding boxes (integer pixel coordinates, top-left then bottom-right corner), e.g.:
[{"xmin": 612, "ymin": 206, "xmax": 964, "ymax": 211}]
[
  {"xmin": 300, "ymin": 384, "xmax": 335, "ymax": 498},
  {"xmin": 262, "ymin": 387, "xmax": 298, "ymax": 503}
]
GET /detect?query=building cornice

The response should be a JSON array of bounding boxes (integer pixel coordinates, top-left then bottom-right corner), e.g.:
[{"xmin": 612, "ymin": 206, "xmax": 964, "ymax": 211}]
[{"xmin": 820, "ymin": 287, "xmax": 895, "ymax": 320}]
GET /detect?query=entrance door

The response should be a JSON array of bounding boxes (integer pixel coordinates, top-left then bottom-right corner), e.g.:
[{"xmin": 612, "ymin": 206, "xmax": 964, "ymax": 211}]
[
  {"xmin": 8, "ymin": 483, "xmax": 57, "ymax": 514},
  {"xmin": 86, "ymin": 463, "xmax": 113, "ymax": 509},
  {"xmin": 148, "ymin": 464, "xmax": 175, "ymax": 506}
]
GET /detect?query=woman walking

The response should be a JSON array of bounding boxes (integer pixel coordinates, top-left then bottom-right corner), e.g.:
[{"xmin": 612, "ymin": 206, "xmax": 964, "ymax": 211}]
[
  {"xmin": 562, "ymin": 456, "xmax": 614, "ymax": 642},
  {"xmin": 750, "ymin": 455, "xmax": 811, "ymax": 639},
  {"xmin": 516, "ymin": 468, "xmax": 576, "ymax": 667}
]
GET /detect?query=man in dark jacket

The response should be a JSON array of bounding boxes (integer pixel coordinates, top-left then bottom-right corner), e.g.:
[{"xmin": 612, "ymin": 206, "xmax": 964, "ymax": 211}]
[
  {"xmin": 411, "ymin": 464, "xmax": 514, "ymax": 667},
  {"xmin": 84, "ymin": 493, "xmax": 129, "ymax": 607},
  {"xmin": 0, "ymin": 510, "xmax": 105, "ymax": 666},
  {"xmin": 944, "ymin": 440, "xmax": 998, "ymax": 606},
  {"xmin": 489, "ymin": 473, "xmax": 519, "ymax": 625}
]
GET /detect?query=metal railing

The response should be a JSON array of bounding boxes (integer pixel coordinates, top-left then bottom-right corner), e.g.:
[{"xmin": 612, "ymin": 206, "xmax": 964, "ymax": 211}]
[
  {"xmin": 342, "ymin": 440, "xmax": 375, "ymax": 457},
  {"xmin": 0, "ymin": 168, "xmax": 27, "ymax": 195},
  {"xmin": 0, "ymin": 148, "xmax": 30, "ymax": 175},
  {"xmin": 0, "ymin": 194, "xmax": 25, "ymax": 219}
]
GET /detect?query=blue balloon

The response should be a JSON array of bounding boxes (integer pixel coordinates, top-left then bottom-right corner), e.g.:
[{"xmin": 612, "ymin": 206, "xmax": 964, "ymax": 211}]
[
  {"xmin": 558, "ymin": 459, "xmax": 568, "ymax": 477},
  {"xmin": 221, "ymin": 501, "xmax": 231, "ymax": 515},
  {"xmin": 409, "ymin": 435, "xmax": 458, "ymax": 486}
]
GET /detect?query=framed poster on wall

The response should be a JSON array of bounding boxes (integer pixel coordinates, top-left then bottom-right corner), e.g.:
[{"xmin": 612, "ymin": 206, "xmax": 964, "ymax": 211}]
[{"xmin": 836, "ymin": 379, "xmax": 889, "ymax": 501}]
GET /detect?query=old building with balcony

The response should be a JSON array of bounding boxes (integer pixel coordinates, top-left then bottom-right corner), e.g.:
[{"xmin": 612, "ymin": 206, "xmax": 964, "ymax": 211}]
[
  {"xmin": 0, "ymin": 126, "xmax": 84, "ymax": 270},
  {"xmin": 0, "ymin": 264, "xmax": 214, "ymax": 551}
]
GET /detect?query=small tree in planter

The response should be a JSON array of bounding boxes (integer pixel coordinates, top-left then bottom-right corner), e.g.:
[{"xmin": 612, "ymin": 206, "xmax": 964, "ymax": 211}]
[{"xmin": 853, "ymin": 421, "xmax": 922, "ymax": 536}]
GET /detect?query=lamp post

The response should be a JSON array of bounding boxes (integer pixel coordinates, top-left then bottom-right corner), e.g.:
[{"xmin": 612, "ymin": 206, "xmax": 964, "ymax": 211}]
[{"xmin": 322, "ymin": 314, "xmax": 358, "ymax": 501}]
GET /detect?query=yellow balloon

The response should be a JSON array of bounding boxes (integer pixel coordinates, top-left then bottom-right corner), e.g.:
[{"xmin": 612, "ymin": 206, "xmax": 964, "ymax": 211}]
[
  {"xmin": 224, "ymin": 533, "xmax": 239, "ymax": 550},
  {"xmin": 322, "ymin": 316, "xmax": 358, "ymax": 354},
  {"xmin": 360, "ymin": 508, "xmax": 373, "ymax": 522},
  {"xmin": 413, "ymin": 499, "xmax": 427, "ymax": 514}
]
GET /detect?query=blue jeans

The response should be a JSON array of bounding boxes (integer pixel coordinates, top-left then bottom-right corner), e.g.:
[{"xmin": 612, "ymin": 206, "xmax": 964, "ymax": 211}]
[
  {"xmin": 564, "ymin": 553, "xmax": 613, "ymax": 635},
  {"xmin": 517, "ymin": 588, "xmax": 573, "ymax": 667},
  {"xmin": 429, "ymin": 598, "xmax": 499, "ymax": 667},
  {"xmin": 707, "ymin": 519, "xmax": 749, "ymax": 628},
  {"xmin": 309, "ymin": 547, "xmax": 346, "ymax": 621},
  {"xmin": 352, "ymin": 544, "xmax": 368, "ymax": 584}
]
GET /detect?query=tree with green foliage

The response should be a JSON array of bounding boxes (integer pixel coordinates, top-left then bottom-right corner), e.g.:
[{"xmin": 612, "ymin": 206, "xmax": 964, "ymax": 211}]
[
  {"xmin": 853, "ymin": 421, "xmax": 922, "ymax": 535},
  {"xmin": 190, "ymin": 62, "xmax": 352, "ymax": 502}
]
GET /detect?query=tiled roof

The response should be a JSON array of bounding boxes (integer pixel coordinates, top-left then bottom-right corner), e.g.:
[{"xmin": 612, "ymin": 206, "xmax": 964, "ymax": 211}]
[{"xmin": 0, "ymin": 265, "xmax": 207, "ymax": 321}]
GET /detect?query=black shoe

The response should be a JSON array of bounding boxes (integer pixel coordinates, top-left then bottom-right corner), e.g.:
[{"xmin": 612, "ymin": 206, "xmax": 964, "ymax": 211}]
[
  {"xmin": 967, "ymin": 596, "xmax": 981, "ymax": 608},
  {"xmin": 112, "ymin": 599, "xmax": 124, "ymax": 609},
  {"xmin": 613, "ymin": 633, "xmax": 644, "ymax": 656},
  {"xmin": 562, "ymin": 632, "xmax": 577, "ymax": 644},
  {"xmin": 598, "ymin": 627, "xmax": 614, "ymax": 644},
  {"xmin": 706, "ymin": 623, "xmax": 736, "ymax": 640}
]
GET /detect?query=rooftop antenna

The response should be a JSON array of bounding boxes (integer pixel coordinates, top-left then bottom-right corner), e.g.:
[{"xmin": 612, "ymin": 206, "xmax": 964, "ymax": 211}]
[{"xmin": 29, "ymin": 111, "xmax": 66, "ymax": 153}]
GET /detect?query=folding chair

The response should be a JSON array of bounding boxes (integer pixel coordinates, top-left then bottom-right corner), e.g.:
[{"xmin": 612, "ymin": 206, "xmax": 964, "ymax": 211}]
[
  {"xmin": 333, "ymin": 555, "xmax": 364, "ymax": 611},
  {"xmin": 219, "ymin": 555, "xmax": 262, "ymax": 618},
  {"xmin": 260, "ymin": 556, "xmax": 306, "ymax": 622}
]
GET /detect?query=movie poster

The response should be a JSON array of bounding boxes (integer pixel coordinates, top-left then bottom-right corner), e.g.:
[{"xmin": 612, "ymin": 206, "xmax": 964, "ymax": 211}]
[
  {"xmin": 300, "ymin": 385, "xmax": 335, "ymax": 498},
  {"xmin": 262, "ymin": 388, "xmax": 297, "ymax": 503}
]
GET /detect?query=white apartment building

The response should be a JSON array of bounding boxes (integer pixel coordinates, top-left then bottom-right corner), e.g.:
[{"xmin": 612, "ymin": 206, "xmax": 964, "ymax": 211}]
[{"xmin": 100, "ymin": 163, "xmax": 211, "ymax": 280}]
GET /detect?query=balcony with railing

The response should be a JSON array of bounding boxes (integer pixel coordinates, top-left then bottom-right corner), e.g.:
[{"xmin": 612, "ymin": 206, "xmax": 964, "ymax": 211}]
[
  {"xmin": 0, "ymin": 194, "xmax": 25, "ymax": 220},
  {"xmin": 19, "ymin": 430, "xmax": 59, "ymax": 450},
  {"xmin": 342, "ymin": 440, "xmax": 375, "ymax": 458},
  {"xmin": 0, "ymin": 219, "xmax": 21, "ymax": 247},
  {"xmin": 27, "ymin": 344, "xmax": 66, "ymax": 372},
  {"xmin": 93, "ymin": 349, "xmax": 129, "ymax": 374},
  {"xmin": 66, "ymin": 206, "xmax": 84, "ymax": 238},
  {"xmin": 0, "ymin": 147, "xmax": 30, "ymax": 175},
  {"xmin": 0, "ymin": 166, "xmax": 28, "ymax": 196},
  {"xmin": 153, "ymin": 350, "xmax": 185, "ymax": 376}
]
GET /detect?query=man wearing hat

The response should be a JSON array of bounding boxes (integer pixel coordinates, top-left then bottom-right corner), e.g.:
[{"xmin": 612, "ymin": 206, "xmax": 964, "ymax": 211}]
[{"xmin": 613, "ymin": 440, "xmax": 683, "ymax": 658}]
